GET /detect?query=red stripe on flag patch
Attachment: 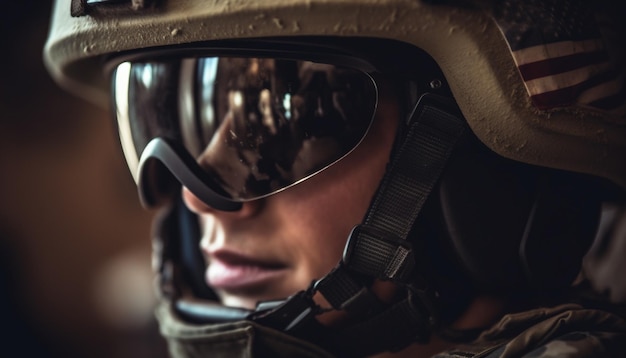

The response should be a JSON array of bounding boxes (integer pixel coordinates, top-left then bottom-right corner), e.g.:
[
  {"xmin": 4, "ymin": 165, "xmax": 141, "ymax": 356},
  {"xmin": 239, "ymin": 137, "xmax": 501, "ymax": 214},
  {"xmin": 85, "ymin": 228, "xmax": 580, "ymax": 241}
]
[{"xmin": 517, "ymin": 50, "xmax": 609, "ymax": 81}]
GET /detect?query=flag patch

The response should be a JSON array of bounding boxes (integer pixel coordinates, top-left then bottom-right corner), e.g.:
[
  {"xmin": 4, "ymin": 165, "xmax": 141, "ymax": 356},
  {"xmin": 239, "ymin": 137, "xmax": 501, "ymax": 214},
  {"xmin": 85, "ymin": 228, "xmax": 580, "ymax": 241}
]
[{"xmin": 493, "ymin": 0, "xmax": 625, "ymax": 116}]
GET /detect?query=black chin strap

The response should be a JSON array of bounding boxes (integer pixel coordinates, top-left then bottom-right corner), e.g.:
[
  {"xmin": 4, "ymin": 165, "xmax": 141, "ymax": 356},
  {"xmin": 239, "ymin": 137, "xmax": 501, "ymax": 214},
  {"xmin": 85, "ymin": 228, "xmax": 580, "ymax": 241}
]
[{"xmin": 251, "ymin": 93, "xmax": 467, "ymax": 356}]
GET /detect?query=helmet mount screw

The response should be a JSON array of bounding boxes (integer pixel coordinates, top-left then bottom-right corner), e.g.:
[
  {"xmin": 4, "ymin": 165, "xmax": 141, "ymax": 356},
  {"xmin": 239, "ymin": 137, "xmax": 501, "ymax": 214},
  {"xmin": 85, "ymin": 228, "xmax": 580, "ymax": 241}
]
[{"xmin": 429, "ymin": 79, "xmax": 443, "ymax": 89}]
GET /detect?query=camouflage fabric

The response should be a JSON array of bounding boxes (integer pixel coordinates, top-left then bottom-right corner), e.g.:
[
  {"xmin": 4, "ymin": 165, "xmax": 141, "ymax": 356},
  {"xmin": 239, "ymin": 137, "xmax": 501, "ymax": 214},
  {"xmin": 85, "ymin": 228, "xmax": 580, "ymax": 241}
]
[
  {"xmin": 156, "ymin": 300, "xmax": 336, "ymax": 358},
  {"xmin": 434, "ymin": 304, "xmax": 626, "ymax": 358}
]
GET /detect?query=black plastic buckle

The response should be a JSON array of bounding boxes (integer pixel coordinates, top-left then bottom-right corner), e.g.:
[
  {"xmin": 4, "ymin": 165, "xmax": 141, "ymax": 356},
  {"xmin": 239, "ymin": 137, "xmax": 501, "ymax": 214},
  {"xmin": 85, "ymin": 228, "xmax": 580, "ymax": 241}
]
[
  {"xmin": 250, "ymin": 289, "xmax": 319, "ymax": 332},
  {"xmin": 343, "ymin": 224, "xmax": 415, "ymax": 283}
]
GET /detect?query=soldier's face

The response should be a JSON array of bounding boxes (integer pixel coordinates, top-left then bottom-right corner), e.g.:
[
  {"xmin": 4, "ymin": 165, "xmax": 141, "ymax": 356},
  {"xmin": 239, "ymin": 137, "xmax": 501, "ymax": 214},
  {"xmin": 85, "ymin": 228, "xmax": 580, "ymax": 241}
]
[{"xmin": 182, "ymin": 94, "xmax": 399, "ymax": 309}]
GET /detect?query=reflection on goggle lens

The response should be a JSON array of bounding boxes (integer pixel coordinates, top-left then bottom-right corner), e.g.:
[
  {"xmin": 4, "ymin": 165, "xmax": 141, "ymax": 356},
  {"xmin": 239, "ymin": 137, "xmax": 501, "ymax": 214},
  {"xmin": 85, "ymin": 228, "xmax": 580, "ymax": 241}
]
[{"xmin": 114, "ymin": 57, "xmax": 377, "ymax": 205}]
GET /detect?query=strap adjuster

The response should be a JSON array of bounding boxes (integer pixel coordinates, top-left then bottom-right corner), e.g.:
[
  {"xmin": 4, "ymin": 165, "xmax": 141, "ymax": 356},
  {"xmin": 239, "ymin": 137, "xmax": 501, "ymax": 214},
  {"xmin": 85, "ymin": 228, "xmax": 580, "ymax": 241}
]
[{"xmin": 343, "ymin": 225, "xmax": 415, "ymax": 283}]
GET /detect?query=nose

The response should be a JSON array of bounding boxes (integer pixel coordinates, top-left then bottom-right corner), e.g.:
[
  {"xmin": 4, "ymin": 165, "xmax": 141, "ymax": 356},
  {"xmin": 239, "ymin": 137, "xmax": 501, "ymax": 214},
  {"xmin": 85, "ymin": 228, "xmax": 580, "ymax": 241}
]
[{"xmin": 181, "ymin": 187, "xmax": 262, "ymax": 218}]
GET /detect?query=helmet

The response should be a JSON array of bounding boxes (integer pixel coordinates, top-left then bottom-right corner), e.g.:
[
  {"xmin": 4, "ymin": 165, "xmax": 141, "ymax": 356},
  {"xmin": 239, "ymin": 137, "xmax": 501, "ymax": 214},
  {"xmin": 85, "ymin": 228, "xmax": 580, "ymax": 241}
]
[
  {"xmin": 45, "ymin": 0, "xmax": 626, "ymax": 356},
  {"xmin": 45, "ymin": 0, "xmax": 626, "ymax": 186}
]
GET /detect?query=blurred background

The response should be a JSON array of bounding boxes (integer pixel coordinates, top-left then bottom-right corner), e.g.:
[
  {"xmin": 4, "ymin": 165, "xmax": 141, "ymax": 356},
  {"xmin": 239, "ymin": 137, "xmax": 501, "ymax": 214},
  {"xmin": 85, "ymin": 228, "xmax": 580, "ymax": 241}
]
[{"xmin": 0, "ymin": 2, "xmax": 167, "ymax": 357}]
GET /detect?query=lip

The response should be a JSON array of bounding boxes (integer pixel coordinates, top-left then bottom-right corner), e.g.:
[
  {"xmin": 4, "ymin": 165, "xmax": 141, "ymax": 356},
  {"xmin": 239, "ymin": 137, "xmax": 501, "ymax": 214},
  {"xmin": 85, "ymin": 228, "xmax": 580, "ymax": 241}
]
[{"xmin": 206, "ymin": 250, "xmax": 288, "ymax": 291}]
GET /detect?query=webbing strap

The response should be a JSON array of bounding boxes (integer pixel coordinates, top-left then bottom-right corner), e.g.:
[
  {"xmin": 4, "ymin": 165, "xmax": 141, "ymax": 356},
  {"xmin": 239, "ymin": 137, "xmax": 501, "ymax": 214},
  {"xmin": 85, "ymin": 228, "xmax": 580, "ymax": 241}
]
[
  {"xmin": 315, "ymin": 265, "xmax": 382, "ymax": 314},
  {"xmin": 364, "ymin": 94, "xmax": 467, "ymax": 237},
  {"xmin": 343, "ymin": 225, "xmax": 415, "ymax": 282},
  {"xmin": 317, "ymin": 93, "xmax": 465, "ymax": 295},
  {"xmin": 315, "ymin": 267, "xmax": 363, "ymax": 308},
  {"xmin": 315, "ymin": 94, "xmax": 467, "ymax": 354}
]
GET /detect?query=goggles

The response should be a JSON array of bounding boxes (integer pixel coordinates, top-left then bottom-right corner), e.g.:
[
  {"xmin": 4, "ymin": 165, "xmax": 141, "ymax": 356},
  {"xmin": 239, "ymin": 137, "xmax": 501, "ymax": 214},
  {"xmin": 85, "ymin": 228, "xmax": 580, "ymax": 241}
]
[{"xmin": 112, "ymin": 52, "xmax": 379, "ymax": 211}]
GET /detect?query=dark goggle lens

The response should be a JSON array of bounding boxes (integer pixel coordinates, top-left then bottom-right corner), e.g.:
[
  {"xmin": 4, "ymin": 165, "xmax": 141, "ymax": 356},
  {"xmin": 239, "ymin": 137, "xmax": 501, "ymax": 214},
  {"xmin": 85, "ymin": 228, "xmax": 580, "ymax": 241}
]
[{"xmin": 114, "ymin": 57, "xmax": 377, "ymax": 204}]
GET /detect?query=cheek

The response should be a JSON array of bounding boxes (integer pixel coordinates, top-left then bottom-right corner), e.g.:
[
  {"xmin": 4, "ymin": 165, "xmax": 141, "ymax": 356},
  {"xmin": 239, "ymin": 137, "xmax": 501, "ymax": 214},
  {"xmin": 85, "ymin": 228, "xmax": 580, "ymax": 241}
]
[
  {"xmin": 275, "ymin": 113, "xmax": 397, "ymax": 277},
  {"xmin": 279, "ymin": 183, "xmax": 373, "ymax": 281}
]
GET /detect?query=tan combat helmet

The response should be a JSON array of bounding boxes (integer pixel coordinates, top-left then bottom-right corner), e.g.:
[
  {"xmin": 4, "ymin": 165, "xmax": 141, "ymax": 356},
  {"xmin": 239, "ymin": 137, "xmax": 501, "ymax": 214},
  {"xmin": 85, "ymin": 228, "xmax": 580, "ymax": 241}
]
[{"xmin": 44, "ymin": 0, "xmax": 626, "ymax": 190}]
